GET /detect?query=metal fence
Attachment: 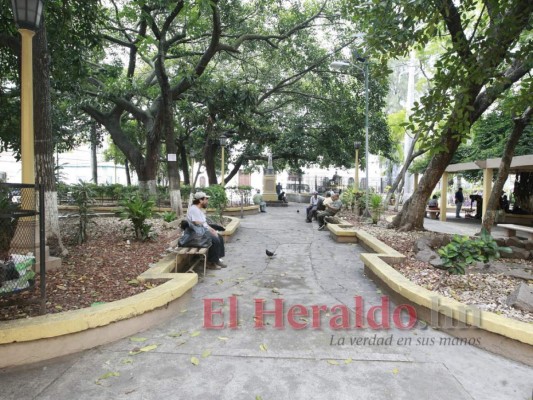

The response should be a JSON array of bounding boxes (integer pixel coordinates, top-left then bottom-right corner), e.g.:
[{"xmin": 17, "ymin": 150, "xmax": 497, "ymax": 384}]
[{"xmin": 0, "ymin": 183, "xmax": 46, "ymax": 313}]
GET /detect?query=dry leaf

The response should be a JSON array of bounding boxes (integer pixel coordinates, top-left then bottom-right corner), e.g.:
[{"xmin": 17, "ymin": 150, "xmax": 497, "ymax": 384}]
[
  {"xmin": 201, "ymin": 350, "xmax": 212, "ymax": 358},
  {"xmin": 190, "ymin": 331, "xmax": 201, "ymax": 337},
  {"xmin": 191, "ymin": 357, "xmax": 200, "ymax": 366},
  {"xmin": 344, "ymin": 358, "xmax": 353, "ymax": 364},
  {"xmin": 129, "ymin": 337, "xmax": 147, "ymax": 342},
  {"xmin": 95, "ymin": 371, "xmax": 120, "ymax": 385},
  {"xmin": 327, "ymin": 360, "xmax": 339, "ymax": 365},
  {"xmin": 259, "ymin": 344, "xmax": 268, "ymax": 352},
  {"xmin": 217, "ymin": 336, "xmax": 229, "ymax": 341},
  {"xmin": 392, "ymin": 368, "xmax": 399, "ymax": 375}
]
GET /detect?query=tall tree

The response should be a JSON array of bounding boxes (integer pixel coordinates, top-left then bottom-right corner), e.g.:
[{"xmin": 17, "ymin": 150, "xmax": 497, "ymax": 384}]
[{"xmin": 343, "ymin": 0, "xmax": 533, "ymax": 231}]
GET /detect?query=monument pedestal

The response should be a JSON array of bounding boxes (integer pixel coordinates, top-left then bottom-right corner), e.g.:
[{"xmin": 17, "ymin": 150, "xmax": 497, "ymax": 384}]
[{"xmin": 263, "ymin": 170, "xmax": 278, "ymax": 202}]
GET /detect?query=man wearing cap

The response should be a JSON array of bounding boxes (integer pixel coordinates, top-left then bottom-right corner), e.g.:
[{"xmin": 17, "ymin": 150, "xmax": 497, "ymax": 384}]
[
  {"xmin": 187, "ymin": 192, "xmax": 227, "ymax": 269},
  {"xmin": 305, "ymin": 191, "xmax": 319, "ymax": 222},
  {"xmin": 253, "ymin": 189, "xmax": 267, "ymax": 212},
  {"xmin": 317, "ymin": 193, "xmax": 341, "ymax": 231}
]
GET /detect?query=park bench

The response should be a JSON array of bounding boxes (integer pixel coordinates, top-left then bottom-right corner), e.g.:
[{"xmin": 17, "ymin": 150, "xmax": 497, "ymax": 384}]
[
  {"xmin": 425, "ymin": 208, "xmax": 439, "ymax": 219},
  {"xmin": 497, "ymin": 224, "xmax": 533, "ymax": 240},
  {"xmin": 174, "ymin": 246, "xmax": 210, "ymax": 276}
]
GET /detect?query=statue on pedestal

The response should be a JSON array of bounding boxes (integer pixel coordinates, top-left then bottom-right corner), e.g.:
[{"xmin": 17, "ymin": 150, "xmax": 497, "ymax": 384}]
[{"xmin": 266, "ymin": 151, "xmax": 274, "ymax": 175}]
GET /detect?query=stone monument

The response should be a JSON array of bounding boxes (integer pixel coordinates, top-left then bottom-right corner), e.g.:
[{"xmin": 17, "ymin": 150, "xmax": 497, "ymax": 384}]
[{"xmin": 262, "ymin": 151, "xmax": 278, "ymax": 201}]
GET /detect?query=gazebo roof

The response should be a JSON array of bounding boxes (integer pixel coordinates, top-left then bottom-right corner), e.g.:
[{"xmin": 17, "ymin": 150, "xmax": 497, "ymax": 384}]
[{"xmin": 445, "ymin": 154, "xmax": 533, "ymax": 173}]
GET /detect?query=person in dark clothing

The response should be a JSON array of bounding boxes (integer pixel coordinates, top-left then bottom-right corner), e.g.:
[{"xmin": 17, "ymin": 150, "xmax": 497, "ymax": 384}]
[
  {"xmin": 276, "ymin": 182, "xmax": 282, "ymax": 195},
  {"xmin": 469, "ymin": 194, "xmax": 483, "ymax": 219},
  {"xmin": 499, "ymin": 195, "xmax": 510, "ymax": 213},
  {"xmin": 454, "ymin": 187, "xmax": 464, "ymax": 218}
]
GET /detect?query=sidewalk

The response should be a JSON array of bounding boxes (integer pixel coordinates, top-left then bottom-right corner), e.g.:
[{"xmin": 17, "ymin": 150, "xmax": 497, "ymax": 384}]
[{"xmin": 1, "ymin": 205, "xmax": 532, "ymax": 399}]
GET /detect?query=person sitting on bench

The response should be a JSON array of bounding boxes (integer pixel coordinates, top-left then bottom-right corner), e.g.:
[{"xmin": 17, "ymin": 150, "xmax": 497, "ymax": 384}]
[
  {"xmin": 187, "ymin": 192, "xmax": 227, "ymax": 270},
  {"xmin": 427, "ymin": 195, "xmax": 440, "ymax": 218},
  {"xmin": 317, "ymin": 193, "xmax": 342, "ymax": 231},
  {"xmin": 306, "ymin": 191, "xmax": 319, "ymax": 222}
]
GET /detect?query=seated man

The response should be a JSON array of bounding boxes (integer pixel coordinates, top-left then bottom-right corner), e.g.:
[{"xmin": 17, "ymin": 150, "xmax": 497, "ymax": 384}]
[
  {"xmin": 317, "ymin": 193, "xmax": 342, "ymax": 231},
  {"xmin": 427, "ymin": 195, "xmax": 440, "ymax": 218},
  {"xmin": 499, "ymin": 194, "xmax": 510, "ymax": 213},
  {"xmin": 253, "ymin": 189, "xmax": 267, "ymax": 212},
  {"xmin": 306, "ymin": 191, "xmax": 319, "ymax": 222},
  {"xmin": 278, "ymin": 191, "xmax": 287, "ymax": 202},
  {"xmin": 311, "ymin": 192, "xmax": 331, "ymax": 221},
  {"xmin": 186, "ymin": 192, "xmax": 227, "ymax": 270}
]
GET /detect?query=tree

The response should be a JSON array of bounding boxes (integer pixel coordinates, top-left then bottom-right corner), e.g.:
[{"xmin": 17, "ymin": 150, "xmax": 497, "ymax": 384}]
[
  {"xmin": 81, "ymin": 0, "xmax": 336, "ymax": 216},
  {"xmin": 343, "ymin": 0, "xmax": 533, "ymax": 231}
]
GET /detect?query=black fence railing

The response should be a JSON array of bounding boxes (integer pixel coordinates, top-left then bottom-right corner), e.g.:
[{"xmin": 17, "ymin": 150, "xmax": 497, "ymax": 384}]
[{"xmin": 0, "ymin": 183, "xmax": 46, "ymax": 313}]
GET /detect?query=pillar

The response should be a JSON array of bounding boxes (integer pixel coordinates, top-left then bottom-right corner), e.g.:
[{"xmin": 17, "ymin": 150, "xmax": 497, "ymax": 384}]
[{"xmin": 440, "ymin": 172, "xmax": 448, "ymax": 221}]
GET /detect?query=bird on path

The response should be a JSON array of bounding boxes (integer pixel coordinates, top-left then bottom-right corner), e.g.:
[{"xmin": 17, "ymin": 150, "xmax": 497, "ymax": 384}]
[
  {"xmin": 266, "ymin": 249, "xmax": 275, "ymax": 257},
  {"xmin": 297, "ymin": 210, "xmax": 299, "ymax": 213}
]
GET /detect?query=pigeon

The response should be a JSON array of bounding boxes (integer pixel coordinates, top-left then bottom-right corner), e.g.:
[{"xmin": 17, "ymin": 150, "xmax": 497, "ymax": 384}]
[
  {"xmin": 297, "ymin": 210, "xmax": 299, "ymax": 213},
  {"xmin": 266, "ymin": 249, "xmax": 275, "ymax": 257}
]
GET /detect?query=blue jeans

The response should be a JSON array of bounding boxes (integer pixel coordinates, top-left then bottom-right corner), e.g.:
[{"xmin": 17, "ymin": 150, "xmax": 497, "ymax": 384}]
[{"xmin": 455, "ymin": 202, "xmax": 463, "ymax": 217}]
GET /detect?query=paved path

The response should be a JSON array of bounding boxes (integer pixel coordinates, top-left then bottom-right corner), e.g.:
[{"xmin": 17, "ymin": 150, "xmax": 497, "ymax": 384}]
[{"xmin": 1, "ymin": 205, "xmax": 532, "ymax": 399}]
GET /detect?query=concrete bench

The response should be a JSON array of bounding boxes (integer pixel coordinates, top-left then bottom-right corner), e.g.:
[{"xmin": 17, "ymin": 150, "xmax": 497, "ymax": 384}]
[
  {"xmin": 425, "ymin": 208, "xmax": 440, "ymax": 219},
  {"xmin": 175, "ymin": 247, "xmax": 210, "ymax": 276},
  {"xmin": 327, "ymin": 223, "xmax": 358, "ymax": 243},
  {"xmin": 497, "ymin": 224, "xmax": 533, "ymax": 240}
]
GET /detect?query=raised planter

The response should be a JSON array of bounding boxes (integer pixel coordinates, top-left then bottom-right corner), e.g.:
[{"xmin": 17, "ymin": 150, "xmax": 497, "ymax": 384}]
[
  {"xmin": 356, "ymin": 229, "xmax": 533, "ymax": 366},
  {"xmin": 0, "ymin": 218, "xmax": 244, "ymax": 370}
]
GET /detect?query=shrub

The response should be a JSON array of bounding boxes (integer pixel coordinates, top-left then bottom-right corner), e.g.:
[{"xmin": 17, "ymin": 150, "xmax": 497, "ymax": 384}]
[
  {"xmin": 203, "ymin": 185, "xmax": 227, "ymax": 222},
  {"xmin": 161, "ymin": 211, "xmax": 177, "ymax": 222},
  {"xmin": 0, "ymin": 185, "xmax": 21, "ymax": 260},
  {"xmin": 119, "ymin": 194, "xmax": 155, "ymax": 241},
  {"xmin": 369, "ymin": 193, "xmax": 382, "ymax": 224},
  {"xmin": 70, "ymin": 180, "xmax": 96, "ymax": 244},
  {"xmin": 437, "ymin": 228, "xmax": 512, "ymax": 274}
]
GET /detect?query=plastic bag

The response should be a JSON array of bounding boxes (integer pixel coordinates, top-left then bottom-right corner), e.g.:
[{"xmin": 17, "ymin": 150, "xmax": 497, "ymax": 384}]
[{"xmin": 178, "ymin": 224, "xmax": 212, "ymax": 248}]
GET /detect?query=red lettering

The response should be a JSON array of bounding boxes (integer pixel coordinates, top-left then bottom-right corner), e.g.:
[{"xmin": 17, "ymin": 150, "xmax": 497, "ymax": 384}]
[
  {"xmin": 229, "ymin": 295, "xmax": 238, "ymax": 329},
  {"xmin": 354, "ymin": 296, "xmax": 364, "ymax": 328},
  {"xmin": 311, "ymin": 305, "xmax": 328, "ymax": 329},
  {"xmin": 393, "ymin": 304, "xmax": 417, "ymax": 329},
  {"xmin": 367, "ymin": 296, "xmax": 390, "ymax": 329},
  {"xmin": 203, "ymin": 298, "xmax": 225, "ymax": 329},
  {"xmin": 287, "ymin": 304, "xmax": 308, "ymax": 329},
  {"xmin": 329, "ymin": 305, "xmax": 350, "ymax": 329},
  {"xmin": 254, "ymin": 298, "xmax": 284, "ymax": 329}
]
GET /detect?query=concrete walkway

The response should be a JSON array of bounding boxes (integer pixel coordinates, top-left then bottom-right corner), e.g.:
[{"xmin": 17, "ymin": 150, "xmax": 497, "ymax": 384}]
[{"xmin": 1, "ymin": 205, "xmax": 532, "ymax": 399}]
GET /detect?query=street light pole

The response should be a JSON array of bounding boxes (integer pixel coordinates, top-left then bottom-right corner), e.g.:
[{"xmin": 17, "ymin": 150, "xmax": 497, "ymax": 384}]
[
  {"xmin": 354, "ymin": 141, "xmax": 361, "ymax": 192},
  {"xmin": 11, "ymin": 0, "xmax": 44, "ymax": 186},
  {"xmin": 219, "ymin": 134, "xmax": 228, "ymax": 187},
  {"xmin": 363, "ymin": 58, "xmax": 370, "ymax": 217},
  {"xmin": 330, "ymin": 52, "xmax": 371, "ymax": 217}
]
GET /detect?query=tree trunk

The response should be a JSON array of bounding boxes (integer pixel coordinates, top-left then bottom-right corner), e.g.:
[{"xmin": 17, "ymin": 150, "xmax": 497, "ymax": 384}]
[
  {"xmin": 204, "ymin": 140, "xmax": 218, "ymax": 185},
  {"xmin": 481, "ymin": 107, "xmax": 532, "ymax": 232},
  {"xmin": 90, "ymin": 122, "xmax": 98, "ymax": 184},
  {"xmin": 125, "ymin": 159, "xmax": 131, "ymax": 186},
  {"xmin": 33, "ymin": 23, "xmax": 67, "ymax": 256},
  {"xmin": 390, "ymin": 130, "xmax": 461, "ymax": 231},
  {"xmin": 385, "ymin": 131, "xmax": 424, "ymax": 207},
  {"xmin": 180, "ymin": 144, "xmax": 190, "ymax": 185}
]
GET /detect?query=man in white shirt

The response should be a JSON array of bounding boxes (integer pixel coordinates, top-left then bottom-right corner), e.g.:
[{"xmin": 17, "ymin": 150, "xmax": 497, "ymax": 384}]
[
  {"xmin": 186, "ymin": 192, "xmax": 227, "ymax": 270},
  {"xmin": 317, "ymin": 193, "xmax": 342, "ymax": 230},
  {"xmin": 306, "ymin": 191, "xmax": 319, "ymax": 222}
]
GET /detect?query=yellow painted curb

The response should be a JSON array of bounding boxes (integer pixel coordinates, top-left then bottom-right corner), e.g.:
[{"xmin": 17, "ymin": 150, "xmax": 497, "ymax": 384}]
[
  {"xmin": 0, "ymin": 274, "xmax": 197, "ymax": 345},
  {"xmin": 220, "ymin": 216, "xmax": 240, "ymax": 237},
  {"xmin": 357, "ymin": 232, "xmax": 533, "ymax": 346}
]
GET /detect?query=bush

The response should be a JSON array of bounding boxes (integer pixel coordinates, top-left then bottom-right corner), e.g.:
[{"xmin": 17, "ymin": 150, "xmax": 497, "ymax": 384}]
[
  {"xmin": 119, "ymin": 194, "xmax": 155, "ymax": 241},
  {"xmin": 203, "ymin": 185, "xmax": 227, "ymax": 222},
  {"xmin": 437, "ymin": 228, "xmax": 512, "ymax": 274},
  {"xmin": 70, "ymin": 180, "xmax": 96, "ymax": 244},
  {"xmin": 161, "ymin": 211, "xmax": 177, "ymax": 222},
  {"xmin": 369, "ymin": 193, "xmax": 382, "ymax": 224}
]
